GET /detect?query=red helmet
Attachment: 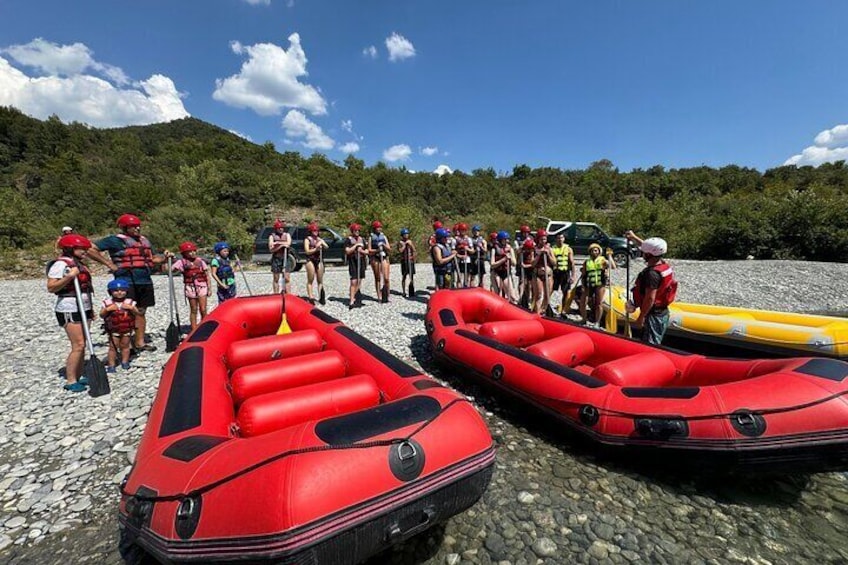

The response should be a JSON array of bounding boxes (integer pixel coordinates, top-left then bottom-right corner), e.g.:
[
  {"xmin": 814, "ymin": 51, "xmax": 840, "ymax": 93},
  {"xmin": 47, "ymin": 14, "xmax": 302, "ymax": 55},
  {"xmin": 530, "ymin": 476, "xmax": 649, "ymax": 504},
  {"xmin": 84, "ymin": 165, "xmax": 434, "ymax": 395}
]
[
  {"xmin": 58, "ymin": 234, "xmax": 92, "ymax": 250},
  {"xmin": 178, "ymin": 241, "xmax": 197, "ymax": 255},
  {"xmin": 489, "ymin": 231, "xmax": 498, "ymax": 241},
  {"xmin": 457, "ymin": 222, "xmax": 469, "ymax": 232},
  {"xmin": 536, "ymin": 228, "xmax": 547, "ymax": 239},
  {"xmin": 273, "ymin": 219, "xmax": 285, "ymax": 230},
  {"xmin": 432, "ymin": 221, "xmax": 443, "ymax": 230},
  {"xmin": 523, "ymin": 238, "xmax": 536, "ymax": 250},
  {"xmin": 350, "ymin": 223, "xmax": 362, "ymax": 232},
  {"xmin": 308, "ymin": 223, "xmax": 319, "ymax": 233},
  {"xmin": 117, "ymin": 214, "xmax": 141, "ymax": 228},
  {"xmin": 371, "ymin": 220, "xmax": 382, "ymax": 229},
  {"xmin": 519, "ymin": 224, "xmax": 530, "ymax": 233}
]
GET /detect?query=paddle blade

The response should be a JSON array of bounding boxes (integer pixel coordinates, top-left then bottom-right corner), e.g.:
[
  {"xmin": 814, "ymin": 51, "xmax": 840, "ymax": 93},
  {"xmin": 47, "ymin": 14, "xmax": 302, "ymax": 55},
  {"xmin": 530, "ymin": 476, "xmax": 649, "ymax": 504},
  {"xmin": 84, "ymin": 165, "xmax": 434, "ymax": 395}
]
[
  {"xmin": 85, "ymin": 355, "xmax": 111, "ymax": 398},
  {"xmin": 564, "ymin": 288, "xmax": 576, "ymax": 314},
  {"xmin": 319, "ymin": 287, "xmax": 326, "ymax": 305},
  {"xmin": 381, "ymin": 284, "xmax": 389, "ymax": 303},
  {"xmin": 165, "ymin": 322, "xmax": 181, "ymax": 352},
  {"xmin": 277, "ymin": 297, "xmax": 291, "ymax": 334},
  {"xmin": 545, "ymin": 305, "xmax": 555, "ymax": 318},
  {"xmin": 408, "ymin": 278, "xmax": 415, "ymax": 296}
]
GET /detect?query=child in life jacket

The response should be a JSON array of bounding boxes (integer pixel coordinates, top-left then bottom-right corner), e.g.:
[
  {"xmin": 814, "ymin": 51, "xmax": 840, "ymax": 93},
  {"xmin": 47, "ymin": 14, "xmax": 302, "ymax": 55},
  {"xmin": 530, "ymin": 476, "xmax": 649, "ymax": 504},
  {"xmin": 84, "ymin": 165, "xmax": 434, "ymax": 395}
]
[
  {"xmin": 171, "ymin": 241, "xmax": 210, "ymax": 330},
  {"xmin": 99, "ymin": 279, "xmax": 141, "ymax": 372},
  {"xmin": 211, "ymin": 242, "xmax": 237, "ymax": 303}
]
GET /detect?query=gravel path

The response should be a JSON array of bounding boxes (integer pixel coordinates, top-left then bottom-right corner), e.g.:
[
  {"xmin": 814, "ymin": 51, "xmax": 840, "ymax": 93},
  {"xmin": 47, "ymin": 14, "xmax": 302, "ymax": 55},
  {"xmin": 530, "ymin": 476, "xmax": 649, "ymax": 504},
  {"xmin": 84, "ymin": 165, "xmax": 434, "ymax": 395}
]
[{"xmin": 2, "ymin": 259, "xmax": 848, "ymax": 564}]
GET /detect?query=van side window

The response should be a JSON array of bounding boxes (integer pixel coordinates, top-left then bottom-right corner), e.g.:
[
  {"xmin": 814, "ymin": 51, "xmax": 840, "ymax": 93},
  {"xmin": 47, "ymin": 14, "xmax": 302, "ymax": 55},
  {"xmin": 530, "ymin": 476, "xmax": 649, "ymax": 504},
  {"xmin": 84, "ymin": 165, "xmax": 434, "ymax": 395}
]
[
  {"xmin": 575, "ymin": 225, "xmax": 596, "ymax": 239},
  {"xmin": 548, "ymin": 222, "xmax": 567, "ymax": 233}
]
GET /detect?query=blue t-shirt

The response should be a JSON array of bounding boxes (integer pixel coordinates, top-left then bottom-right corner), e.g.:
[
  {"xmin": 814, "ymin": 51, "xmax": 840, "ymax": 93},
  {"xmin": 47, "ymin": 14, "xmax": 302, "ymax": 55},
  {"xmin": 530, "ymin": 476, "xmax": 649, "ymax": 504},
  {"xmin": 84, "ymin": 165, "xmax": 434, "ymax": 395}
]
[{"xmin": 96, "ymin": 234, "xmax": 154, "ymax": 285}]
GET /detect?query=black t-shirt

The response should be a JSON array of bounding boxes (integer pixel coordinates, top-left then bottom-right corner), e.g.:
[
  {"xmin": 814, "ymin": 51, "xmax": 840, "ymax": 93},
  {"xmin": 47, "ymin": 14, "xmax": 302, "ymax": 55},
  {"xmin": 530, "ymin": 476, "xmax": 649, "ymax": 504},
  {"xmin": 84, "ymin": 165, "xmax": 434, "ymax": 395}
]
[{"xmin": 637, "ymin": 267, "xmax": 666, "ymax": 312}]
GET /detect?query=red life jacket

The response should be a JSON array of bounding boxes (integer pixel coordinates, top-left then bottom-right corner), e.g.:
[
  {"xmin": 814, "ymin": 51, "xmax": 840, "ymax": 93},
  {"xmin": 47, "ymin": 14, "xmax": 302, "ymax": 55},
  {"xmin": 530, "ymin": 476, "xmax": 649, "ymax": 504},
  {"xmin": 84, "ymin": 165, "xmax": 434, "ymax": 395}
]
[
  {"xmin": 49, "ymin": 257, "xmax": 92, "ymax": 296},
  {"xmin": 270, "ymin": 233, "xmax": 289, "ymax": 257},
  {"xmin": 103, "ymin": 299, "xmax": 135, "ymax": 334},
  {"xmin": 114, "ymin": 234, "xmax": 153, "ymax": 270},
  {"xmin": 182, "ymin": 258, "xmax": 208, "ymax": 285},
  {"xmin": 632, "ymin": 262, "xmax": 678, "ymax": 309}
]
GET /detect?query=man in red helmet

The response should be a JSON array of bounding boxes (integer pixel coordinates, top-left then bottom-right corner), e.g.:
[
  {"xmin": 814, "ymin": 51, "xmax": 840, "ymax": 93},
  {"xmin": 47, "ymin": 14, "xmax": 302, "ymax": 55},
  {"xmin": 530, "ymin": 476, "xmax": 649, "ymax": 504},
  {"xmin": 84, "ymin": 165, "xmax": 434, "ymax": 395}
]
[
  {"xmin": 368, "ymin": 220, "xmax": 391, "ymax": 302},
  {"xmin": 88, "ymin": 214, "xmax": 170, "ymax": 352},
  {"xmin": 269, "ymin": 219, "xmax": 292, "ymax": 294},
  {"xmin": 345, "ymin": 223, "xmax": 368, "ymax": 309}
]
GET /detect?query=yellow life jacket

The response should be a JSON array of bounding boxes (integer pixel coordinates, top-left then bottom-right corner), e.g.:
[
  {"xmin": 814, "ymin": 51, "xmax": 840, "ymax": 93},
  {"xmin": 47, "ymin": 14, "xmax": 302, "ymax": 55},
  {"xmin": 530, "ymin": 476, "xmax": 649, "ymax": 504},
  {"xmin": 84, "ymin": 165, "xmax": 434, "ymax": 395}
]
[
  {"xmin": 552, "ymin": 244, "xmax": 571, "ymax": 271},
  {"xmin": 584, "ymin": 256, "xmax": 606, "ymax": 287}
]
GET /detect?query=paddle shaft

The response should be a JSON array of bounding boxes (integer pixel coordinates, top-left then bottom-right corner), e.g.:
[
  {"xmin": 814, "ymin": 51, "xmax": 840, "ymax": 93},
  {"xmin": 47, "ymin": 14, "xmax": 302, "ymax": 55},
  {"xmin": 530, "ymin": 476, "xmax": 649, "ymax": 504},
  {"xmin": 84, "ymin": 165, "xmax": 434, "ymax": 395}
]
[
  {"xmin": 167, "ymin": 256, "xmax": 175, "ymax": 324},
  {"xmin": 71, "ymin": 275, "xmax": 96, "ymax": 357},
  {"xmin": 235, "ymin": 253, "xmax": 252, "ymax": 296}
]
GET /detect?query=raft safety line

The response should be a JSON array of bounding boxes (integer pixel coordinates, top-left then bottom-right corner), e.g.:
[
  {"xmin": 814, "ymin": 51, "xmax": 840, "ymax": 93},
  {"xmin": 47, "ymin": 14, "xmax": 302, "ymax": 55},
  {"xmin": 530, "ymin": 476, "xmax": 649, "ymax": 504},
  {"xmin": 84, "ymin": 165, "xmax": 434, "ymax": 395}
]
[{"xmin": 120, "ymin": 398, "xmax": 470, "ymax": 503}]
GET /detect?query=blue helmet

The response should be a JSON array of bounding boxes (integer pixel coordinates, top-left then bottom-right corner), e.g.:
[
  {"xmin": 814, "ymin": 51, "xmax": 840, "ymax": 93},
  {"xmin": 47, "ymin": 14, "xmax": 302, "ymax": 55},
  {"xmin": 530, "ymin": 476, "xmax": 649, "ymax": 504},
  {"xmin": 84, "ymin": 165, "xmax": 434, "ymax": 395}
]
[
  {"xmin": 435, "ymin": 228, "xmax": 450, "ymax": 240},
  {"xmin": 497, "ymin": 230, "xmax": 510, "ymax": 241},
  {"xmin": 214, "ymin": 241, "xmax": 230, "ymax": 254},
  {"xmin": 472, "ymin": 224, "xmax": 481, "ymax": 232},
  {"xmin": 400, "ymin": 228, "xmax": 410, "ymax": 236},
  {"xmin": 107, "ymin": 279, "xmax": 130, "ymax": 292}
]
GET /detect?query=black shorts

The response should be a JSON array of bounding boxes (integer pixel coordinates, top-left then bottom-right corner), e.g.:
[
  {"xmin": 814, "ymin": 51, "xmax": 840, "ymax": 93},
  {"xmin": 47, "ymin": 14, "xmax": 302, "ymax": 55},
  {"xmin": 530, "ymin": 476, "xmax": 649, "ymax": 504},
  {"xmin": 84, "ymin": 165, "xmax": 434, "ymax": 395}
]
[
  {"xmin": 401, "ymin": 260, "xmax": 416, "ymax": 276},
  {"xmin": 552, "ymin": 271, "xmax": 572, "ymax": 292},
  {"xmin": 348, "ymin": 257, "xmax": 367, "ymax": 279},
  {"xmin": 127, "ymin": 284, "xmax": 155, "ymax": 308},
  {"xmin": 270, "ymin": 254, "xmax": 290, "ymax": 274},
  {"xmin": 469, "ymin": 256, "xmax": 486, "ymax": 276},
  {"xmin": 522, "ymin": 267, "xmax": 534, "ymax": 280},
  {"xmin": 56, "ymin": 310, "xmax": 94, "ymax": 327}
]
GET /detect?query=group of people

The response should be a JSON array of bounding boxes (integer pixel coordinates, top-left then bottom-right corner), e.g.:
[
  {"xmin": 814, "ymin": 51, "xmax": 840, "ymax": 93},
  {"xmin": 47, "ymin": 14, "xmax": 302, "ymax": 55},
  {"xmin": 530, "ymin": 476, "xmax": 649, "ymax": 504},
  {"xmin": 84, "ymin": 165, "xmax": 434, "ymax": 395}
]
[{"xmin": 48, "ymin": 213, "xmax": 675, "ymax": 393}]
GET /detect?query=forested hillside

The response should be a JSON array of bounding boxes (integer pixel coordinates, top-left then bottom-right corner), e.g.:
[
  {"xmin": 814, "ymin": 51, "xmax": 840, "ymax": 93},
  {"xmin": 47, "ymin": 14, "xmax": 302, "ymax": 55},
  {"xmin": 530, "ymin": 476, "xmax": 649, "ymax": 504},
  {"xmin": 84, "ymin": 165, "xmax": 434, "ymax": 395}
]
[{"xmin": 2, "ymin": 106, "xmax": 847, "ymax": 262}]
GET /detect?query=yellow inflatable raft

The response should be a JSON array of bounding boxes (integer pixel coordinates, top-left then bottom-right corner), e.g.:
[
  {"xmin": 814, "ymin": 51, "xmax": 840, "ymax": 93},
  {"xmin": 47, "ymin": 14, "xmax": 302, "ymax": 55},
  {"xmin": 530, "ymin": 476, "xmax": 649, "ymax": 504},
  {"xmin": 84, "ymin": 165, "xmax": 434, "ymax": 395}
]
[{"xmin": 603, "ymin": 286, "xmax": 848, "ymax": 359}]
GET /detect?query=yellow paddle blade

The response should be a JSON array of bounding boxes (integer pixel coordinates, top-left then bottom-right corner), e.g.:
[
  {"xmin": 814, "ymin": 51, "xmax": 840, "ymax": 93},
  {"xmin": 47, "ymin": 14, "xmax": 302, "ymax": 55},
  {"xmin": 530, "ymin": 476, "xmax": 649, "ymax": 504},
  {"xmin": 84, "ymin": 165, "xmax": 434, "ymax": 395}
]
[
  {"xmin": 277, "ymin": 314, "xmax": 292, "ymax": 335},
  {"xmin": 605, "ymin": 304, "xmax": 618, "ymax": 334}
]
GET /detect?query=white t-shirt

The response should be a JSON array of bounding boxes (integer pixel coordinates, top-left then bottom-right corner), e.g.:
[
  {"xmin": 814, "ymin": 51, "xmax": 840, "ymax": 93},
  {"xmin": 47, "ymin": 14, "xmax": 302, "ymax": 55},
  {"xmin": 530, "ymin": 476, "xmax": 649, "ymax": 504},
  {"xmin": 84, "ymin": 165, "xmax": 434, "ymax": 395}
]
[{"xmin": 48, "ymin": 260, "xmax": 92, "ymax": 313}]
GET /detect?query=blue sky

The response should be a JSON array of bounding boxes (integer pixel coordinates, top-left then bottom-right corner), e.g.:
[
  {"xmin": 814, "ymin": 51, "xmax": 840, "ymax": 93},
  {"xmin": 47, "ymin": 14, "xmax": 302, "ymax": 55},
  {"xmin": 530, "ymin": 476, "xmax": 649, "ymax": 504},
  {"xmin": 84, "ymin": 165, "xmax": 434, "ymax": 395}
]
[{"xmin": 1, "ymin": 1, "xmax": 846, "ymax": 173}]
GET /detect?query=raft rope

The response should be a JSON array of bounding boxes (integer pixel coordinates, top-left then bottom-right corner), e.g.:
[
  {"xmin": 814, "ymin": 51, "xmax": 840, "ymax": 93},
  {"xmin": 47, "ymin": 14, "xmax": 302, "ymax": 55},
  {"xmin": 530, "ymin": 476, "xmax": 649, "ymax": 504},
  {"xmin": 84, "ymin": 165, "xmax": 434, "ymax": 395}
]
[
  {"xmin": 538, "ymin": 387, "xmax": 848, "ymax": 423},
  {"xmin": 120, "ymin": 397, "xmax": 471, "ymax": 503}
]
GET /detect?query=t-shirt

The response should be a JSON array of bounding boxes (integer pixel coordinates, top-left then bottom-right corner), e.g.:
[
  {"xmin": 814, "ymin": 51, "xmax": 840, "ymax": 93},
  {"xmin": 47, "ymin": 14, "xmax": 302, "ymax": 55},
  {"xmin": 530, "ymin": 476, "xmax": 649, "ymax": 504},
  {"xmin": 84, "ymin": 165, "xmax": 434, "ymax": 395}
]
[
  {"xmin": 96, "ymin": 234, "xmax": 154, "ymax": 285},
  {"xmin": 48, "ymin": 260, "xmax": 92, "ymax": 313}
]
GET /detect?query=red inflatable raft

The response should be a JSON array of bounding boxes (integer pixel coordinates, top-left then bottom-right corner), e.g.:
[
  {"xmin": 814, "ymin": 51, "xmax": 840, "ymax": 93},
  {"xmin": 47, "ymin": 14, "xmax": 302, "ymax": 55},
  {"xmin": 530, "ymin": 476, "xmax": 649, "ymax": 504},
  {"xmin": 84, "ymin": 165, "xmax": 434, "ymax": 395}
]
[
  {"xmin": 119, "ymin": 294, "xmax": 494, "ymax": 563},
  {"xmin": 426, "ymin": 288, "xmax": 848, "ymax": 472}
]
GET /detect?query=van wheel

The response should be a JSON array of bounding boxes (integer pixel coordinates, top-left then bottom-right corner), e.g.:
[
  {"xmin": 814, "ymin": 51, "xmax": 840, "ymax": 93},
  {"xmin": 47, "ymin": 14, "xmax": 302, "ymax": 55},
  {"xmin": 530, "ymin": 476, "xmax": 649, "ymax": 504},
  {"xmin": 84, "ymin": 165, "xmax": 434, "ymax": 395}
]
[
  {"xmin": 286, "ymin": 252, "xmax": 301, "ymax": 272},
  {"xmin": 613, "ymin": 251, "xmax": 629, "ymax": 266}
]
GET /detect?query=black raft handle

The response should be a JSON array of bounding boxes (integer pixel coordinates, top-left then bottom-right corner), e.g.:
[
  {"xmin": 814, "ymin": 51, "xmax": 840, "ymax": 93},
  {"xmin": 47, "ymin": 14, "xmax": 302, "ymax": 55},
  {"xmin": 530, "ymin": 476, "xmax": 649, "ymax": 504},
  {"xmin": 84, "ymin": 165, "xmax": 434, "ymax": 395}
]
[{"xmin": 385, "ymin": 506, "xmax": 436, "ymax": 542}]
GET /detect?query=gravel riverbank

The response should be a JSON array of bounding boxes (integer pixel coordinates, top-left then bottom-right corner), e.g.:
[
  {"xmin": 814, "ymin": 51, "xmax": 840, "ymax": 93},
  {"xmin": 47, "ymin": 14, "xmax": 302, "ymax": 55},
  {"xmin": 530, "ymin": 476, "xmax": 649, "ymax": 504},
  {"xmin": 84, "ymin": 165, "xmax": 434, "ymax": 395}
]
[{"xmin": 2, "ymin": 259, "xmax": 848, "ymax": 564}]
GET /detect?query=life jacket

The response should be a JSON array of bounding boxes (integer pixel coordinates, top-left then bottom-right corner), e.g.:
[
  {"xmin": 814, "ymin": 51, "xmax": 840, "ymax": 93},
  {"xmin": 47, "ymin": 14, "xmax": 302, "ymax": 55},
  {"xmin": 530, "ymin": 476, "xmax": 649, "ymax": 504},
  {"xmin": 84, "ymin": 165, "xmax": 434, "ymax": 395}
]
[
  {"xmin": 48, "ymin": 257, "xmax": 92, "ymax": 296},
  {"xmin": 400, "ymin": 240, "xmax": 413, "ymax": 261},
  {"xmin": 306, "ymin": 235, "xmax": 322, "ymax": 259},
  {"xmin": 215, "ymin": 256, "xmax": 234, "ymax": 281},
  {"xmin": 113, "ymin": 234, "xmax": 153, "ymax": 272},
  {"xmin": 455, "ymin": 236, "xmax": 471, "ymax": 261},
  {"xmin": 493, "ymin": 244, "xmax": 510, "ymax": 273},
  {"xmin": 521, "ymin": 248, "xmax": 536, "ymax": 268},
  {"xmin": 371, "ymin": 233, "xmax": 388, "ymax": 258},
  {"xmin": 182, "ymin": 258, "xmax": 207, "ymax": 285},
  {"xmin": 431, "ymin": 243, "xmax": 451, "ymax": 274},
  {"xmin": 102, "ymin": 298, "xmax": 135, "ymax": 334},
  {"xmin": 271, "ymin": 233, "xmax": 289, "ymax": 257},
  {"xmin": 552, "ymin": 244, "xmax": 571, "ymax": 271},
  {"xmin": 632, "ymin": 262, "xmax": 678, "ymax": 310},
  {"xmin": 470, "ymin": 236, "xmax": 485, "ymax": 259},
  {"xmin": 584, "ymin": 256, "xmax": 606, "ymax": 287}
]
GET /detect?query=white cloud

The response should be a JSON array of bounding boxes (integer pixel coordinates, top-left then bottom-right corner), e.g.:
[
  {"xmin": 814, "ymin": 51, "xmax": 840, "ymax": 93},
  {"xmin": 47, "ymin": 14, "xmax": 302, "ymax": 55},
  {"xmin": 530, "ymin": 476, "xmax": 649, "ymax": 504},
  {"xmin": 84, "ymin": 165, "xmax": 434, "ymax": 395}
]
[
  {"xmin": 385, "ymin": 33, "xmax": 415, "ymax": 62},
  {"xmin": 421, "ymin": 146, "xmax": 438, "ymax": 156},
  {"xmin": 3, "ymin": 38, "xmax": 129, "ymax": 85},
  {"xmin": 0, "ymin": 52, "xmax": 188, "ymax": 127},
  {"xmin": 339, "ymin": 142, "xmax": 360, "ymax": 153},
  {"xmin": 363, "ymin": 46, "xmax": 378, "ymax": 59},
  {"xmin": 282, "ymin": 109, "xmax": 334, "ymax": 149},
  {"xmin": 213, "ymin": 33, "xmax": 327, "ymax": 116},
  {"xmin": 341, "ymin": 119, "xmax": 353, "ymax": 132},
  {"xmin": 228, "ymin": 129, "xmax": 253, "ymax": 141},
  {"xmin": 434, "ymin": 164, "xmax": 453, "ymax": 176},
  {"xmin": 383, "ymin": 144, "xmax": 412, "ymax": 162},
  {"xmin": 785, "ymin": 123, "xmax": 848, "ymax": 167},
  {"xmin": 242, "ymin": 0, "xmax": 271, "ymax": 5}
]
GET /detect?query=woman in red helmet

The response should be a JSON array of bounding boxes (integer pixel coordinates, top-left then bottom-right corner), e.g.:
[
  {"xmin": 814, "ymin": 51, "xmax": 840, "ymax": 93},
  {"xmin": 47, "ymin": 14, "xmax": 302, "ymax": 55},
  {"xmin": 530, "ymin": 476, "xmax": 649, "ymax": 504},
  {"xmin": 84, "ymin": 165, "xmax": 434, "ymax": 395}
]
[
  {"xmin": 345, "ymin": 223, "xmax": 368, "ymax": 309},
  {"xmin": 88, "ymin": 214, "xmax": 170, "ymax": 353},
  {"xmin": 368, "ymin": 220, "xmax": 391, "ymax": 303},
  {"xmin": 269, "ymin": 219, "xmax": 292, "ymax": 295},
  {"xmin": 170, "ymin": 241, "xmax": 209, "ymax": 331},
  {"xmin": 47, "ymin": 234, "xmax": 96, "ymax": 392},
  {"xmin": 303, "ymin": 222, "xmax": 329, "ymax": 305},
  {"xmin": 532, "ymin": 229, "xmax": 555, "ymax": 314}
]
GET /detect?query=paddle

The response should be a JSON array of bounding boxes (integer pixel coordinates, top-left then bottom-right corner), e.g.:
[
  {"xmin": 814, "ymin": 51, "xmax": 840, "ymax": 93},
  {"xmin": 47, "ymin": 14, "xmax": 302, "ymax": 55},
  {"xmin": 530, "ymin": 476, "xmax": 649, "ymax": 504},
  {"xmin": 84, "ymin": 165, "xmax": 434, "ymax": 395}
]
[
  {"xmin": 355, "ymin": 247, "xmax": 362, "ymax": 305},
  {"xmin": 72, "ymin": 275, "xmax": 110, "ymax": 397},
  {"xmin": 605, "ymin": 248, "xmax": 618, "ymax": 334},
  {"xmin": 318, "ymin": 245, "xmax": 326, "ymax": 305},
  {"xmin": 234, "ymin": 253, "xmax": 252, "ymax": 296},
  {"xmin": 543, "ymin": 251, "xmax": 555, "ymax": 317},
  {"xmin": 276, "ymin": 248, "xmax": 292, "ymax": 334},
  {"xmin": 380, "ymin": 243, "xmax": 389, "ymax": 303},
  {"xmin": 165, "ymin": 256, "xmax": 180, "ymax": 352},
  {"xmin": 478, "ymin": 241, "xmax": 485, "ymax": 288},
  {"xmin": 407, "ymin": 243, "xmax": 415, "ymax": 296},
  {"xmin": 624, "ymin": 241, "xmax": 632, "ymax": 338}
]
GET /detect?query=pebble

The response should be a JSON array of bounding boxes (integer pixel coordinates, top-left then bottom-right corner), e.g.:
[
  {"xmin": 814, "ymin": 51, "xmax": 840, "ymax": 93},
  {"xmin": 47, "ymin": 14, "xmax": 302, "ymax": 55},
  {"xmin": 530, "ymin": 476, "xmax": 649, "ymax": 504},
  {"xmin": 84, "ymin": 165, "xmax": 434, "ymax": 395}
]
[{"xmin": 0, "ymin": 264, "xmax": 847, "ymax": 563}]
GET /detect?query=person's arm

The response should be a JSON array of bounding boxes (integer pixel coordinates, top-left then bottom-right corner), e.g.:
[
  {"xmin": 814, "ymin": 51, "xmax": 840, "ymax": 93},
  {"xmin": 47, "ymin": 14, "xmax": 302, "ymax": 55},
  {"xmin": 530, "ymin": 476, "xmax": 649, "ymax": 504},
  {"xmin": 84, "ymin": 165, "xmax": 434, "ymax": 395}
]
[
  {"xmin": 568, "ymin": 249, "xmax": 575, "ymax": 283},
  {"xmin": 624, "ymin": 230, "xmax": 644, "ymax": 248},
  {"xmin": 304, "ymin": 238, "xmax": 314, "ymax": 256},
  {"xmin": 269, "ymin": 235, "xmax": 282, "ymax": 253},
  {"xmin": 46, "ymin": 264, "xmax": 80, "ymax": 294},
  {"xmin": 382, "ymin": 237, "xmax": 391, "ymax": 253},
  {"xmin": 99, "ymin": 301, "xmax": 112, "ymax": 318},
  {"xmin": 87, "ymin": 247, "xmax": 118, "ymax": 272},
  {"xmin": 210, "ymin": 261, "xmax": 227, "ymax": 288}
]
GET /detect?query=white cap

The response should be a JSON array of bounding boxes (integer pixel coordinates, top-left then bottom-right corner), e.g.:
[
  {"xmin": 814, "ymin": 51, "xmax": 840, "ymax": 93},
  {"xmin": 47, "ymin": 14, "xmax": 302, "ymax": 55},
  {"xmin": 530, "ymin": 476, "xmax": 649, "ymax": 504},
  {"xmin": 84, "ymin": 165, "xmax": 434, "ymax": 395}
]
[
  {"xmin": 640, "ymin": 237, "xmax": 667, "ymax": 256},
  {"xmin": 62, "ymin": 226, "xmax": 73, "ymax": 233}
]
